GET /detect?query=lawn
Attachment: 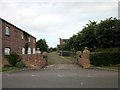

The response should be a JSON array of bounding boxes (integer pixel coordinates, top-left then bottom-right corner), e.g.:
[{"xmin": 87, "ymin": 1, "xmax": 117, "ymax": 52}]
[{"xmin": 0, "ymin": 66, "xmax": 24, "ymax": 72}]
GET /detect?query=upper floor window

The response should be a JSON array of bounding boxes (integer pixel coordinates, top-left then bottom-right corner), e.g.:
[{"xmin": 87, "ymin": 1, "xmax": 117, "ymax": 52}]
[
  {"xmin": 5, "ymin": 26, "xmax": 10, "ymax": 36},
  {"xmin": 33, "ymin": 39, "xmax": 35, "ymax": 43},
  {"xmin": 28, "ymin": 37, "xmax": 30, "ymax": 42},
  {"xmin": 21, "ymin": 33, "xmax": 24, "ymax": 39}
]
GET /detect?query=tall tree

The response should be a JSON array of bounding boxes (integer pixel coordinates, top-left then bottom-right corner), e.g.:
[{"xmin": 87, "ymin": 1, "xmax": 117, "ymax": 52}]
[
  {"xmin": 36, "ymin": 39, "xmax": 48, "ymax": 52},
  {"xmin": 77, "ymin": 21, "xmax": 97, "ymax": 49},
  {"xmin": 95, "ymin": 17, "xmax": 120, "ymax": 48}
]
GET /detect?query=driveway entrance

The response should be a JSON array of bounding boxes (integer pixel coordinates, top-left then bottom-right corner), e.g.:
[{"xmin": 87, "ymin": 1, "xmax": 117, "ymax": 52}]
[{"xmin": 2, "ymin": 52, "xmax": 118, "ymax": 88}]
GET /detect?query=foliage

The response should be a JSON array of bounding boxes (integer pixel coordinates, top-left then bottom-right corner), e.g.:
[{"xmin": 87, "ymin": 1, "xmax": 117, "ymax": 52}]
[
  {"xmin": 61, "ymin": 17, "xmax": 120, "ymax": 51},
  {"xmin": 95, "ymin": 17, "xmax": 120, "ymax": 48},
  {"xmin": 90, "ymin": 52, "xmax": 120, "ymax": 66},
  {"xmin": 16, "ymin": 61, "xmax": 25, "ymax": 68},
  {"xmin": 94, "ymin": 48, "xmax": 120, "ymax": 53},
  {"xmin": 4, "ymin": 64, "xmax": 12, "ymax": 68},
  {"xmin": 48, "ymin": 47, "xmax": 57, "ymax": 52},
  {"xmin": 2, "ymin": 66, "xmax": 22, "ymax": 72},
  {"xmin": 5, "ymin": 52, "xmax": 26, "ymax": 68},
  {"xmin": 5, "ymin": 52, "xmax": 21, "ymax": 66},
  {"xmin": 36, "ymin": 39, "xmax": 48, "ymax": 52},
  {"xmin": 79, "ymin": 21, "xmax": 97, "ymax": 49}
]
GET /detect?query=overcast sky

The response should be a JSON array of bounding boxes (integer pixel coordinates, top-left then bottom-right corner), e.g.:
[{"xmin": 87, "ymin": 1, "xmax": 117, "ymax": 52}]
[{"xmin": 0, "ymin": 0, "xmax": 119, "ymax": 47}]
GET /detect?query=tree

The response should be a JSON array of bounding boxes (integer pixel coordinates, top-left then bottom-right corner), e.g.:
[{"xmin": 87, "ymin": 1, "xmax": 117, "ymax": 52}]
[
  {"xmin": 79, "ymin": 21, "xmax": 97, "ymax": 49},
  {"xmin": 95, "ymin": 17, "xmax": 120, "ymax": 48},
  {"xmin": 36, "ymin": 39, "xmax": 48, "ymax": 52},
  {"xmin": 65, "ymin": 17, "xmax": 120, "ymax": 51},
  {"xmin": 48, "ymin": 47, "xmax": 57, "ymax": 52}
]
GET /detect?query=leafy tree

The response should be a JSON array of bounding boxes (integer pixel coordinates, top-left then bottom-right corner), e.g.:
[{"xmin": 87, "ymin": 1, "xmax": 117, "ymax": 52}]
[
  {"xmin": 95, "ymin": 17, "xmax": 120, "ymax": 48},
  {"xmin": 69, "ymin": 35, "xmax": 77, "ymax": 50},
  {"xmin": 36, "ymin": 39, "xmax": 48, "ymax": 52},
  {"xmin": 48, "ymin": 47, "xmax": 57, "ymax": 52},
  {"xmin": 79, "ymin": 21, "xmax": 97, "ymax": 49},
  {"xmin": 65, "ymin": 17, "xmax": 120, "ymax": 51}
]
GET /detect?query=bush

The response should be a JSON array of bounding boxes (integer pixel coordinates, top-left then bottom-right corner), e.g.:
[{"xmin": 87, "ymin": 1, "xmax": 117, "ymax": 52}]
[
  {"xmin": 5, "ymin": 52, "xmax": 22, "ymax": 66},
  {"xmin": 94, "ymin": 48, "xmax": 119, "ymax": 53},
  {"xmin": 15, "ymin": 61, "xmax": 25, "ymax": 68},
  {"xmin": 90, "ymin": 52, "xmax": 120, "ymax": 66}
]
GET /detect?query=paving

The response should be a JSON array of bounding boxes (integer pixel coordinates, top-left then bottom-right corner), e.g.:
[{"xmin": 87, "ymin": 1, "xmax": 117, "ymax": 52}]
[{"xmin": 2, "ymin": 52, "xmax": 119, "ymax": 88}]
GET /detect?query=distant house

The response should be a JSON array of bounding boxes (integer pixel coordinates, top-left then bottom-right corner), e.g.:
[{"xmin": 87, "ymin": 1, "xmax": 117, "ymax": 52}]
[
  {"xmin": 59, "ymin": 38, "xmax": 69, "ymax": 46},
  {"xmin": 0, "ymin": 18, "xmax": 36, "ymax": 55}
]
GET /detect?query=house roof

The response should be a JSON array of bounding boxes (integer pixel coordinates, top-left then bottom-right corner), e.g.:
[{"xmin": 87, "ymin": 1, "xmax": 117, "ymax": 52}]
[
  {"xmin": 0, "ymin": 18, "xmax": 36, "ymax": 39},
  {"xmin": 60, "ymin": 38, "xmax": 69, "ymax": 41}
]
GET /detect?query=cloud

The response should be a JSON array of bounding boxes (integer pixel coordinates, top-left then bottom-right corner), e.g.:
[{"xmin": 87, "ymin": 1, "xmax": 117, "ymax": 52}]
[{"xmin": 0, "ymin": 0, "xmax": 118, "ymax": 47}]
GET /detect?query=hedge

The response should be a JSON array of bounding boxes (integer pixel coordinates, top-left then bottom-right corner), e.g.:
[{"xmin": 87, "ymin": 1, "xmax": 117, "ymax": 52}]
[
  {"xmin": 94, "ymin": 48, "xmax": 120, "ymax": 53},
  {"xmin": 5, "ymin": 52, "xmax": 25, "ymax": 68},
  {"xmin": 5, "ymin": 52, "xmax": 21, "ymax": 66},
  {"xmin": 16, "ymin": 61, "xmax": 25, "ymax": 68},
  {"xmin": 90, "ymin": 52, "xmax": 120, "ymax": 66}
]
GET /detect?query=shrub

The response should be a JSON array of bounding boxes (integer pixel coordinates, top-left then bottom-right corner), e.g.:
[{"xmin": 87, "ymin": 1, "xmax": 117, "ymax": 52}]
[
  {"xmin": 15, "ymin": 61, "xmax": 25, "ymax": 68},
  {"xmin": 90, "ymin": 52, "xmax": 120, "ymax": 66},
  {"xmin": 94, "ymin": 48, "xmax": 119, "ymax": 53},
  {"xmin": 5, "ymin": 52, "xmax": 22, "ymax": 66}
]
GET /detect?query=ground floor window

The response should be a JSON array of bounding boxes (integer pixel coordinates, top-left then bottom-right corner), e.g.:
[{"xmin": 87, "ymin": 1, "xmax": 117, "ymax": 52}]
[
  {"xmin": 22, "ymin": 48, "xmax": 25, "ymax": 54},
  {"xmin": 33, "ymin": 48, "xmax": 36, "ymax": 54},
  {"xmin": 28, "ymin": 48, "xmax": 31, "ymax": 54},
  {"xmin": 4, "ymin": 47, "xmax": 10, "ymax": 55}
]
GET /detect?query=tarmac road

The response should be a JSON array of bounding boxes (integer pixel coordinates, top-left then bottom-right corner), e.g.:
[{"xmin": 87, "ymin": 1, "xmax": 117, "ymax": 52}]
[
  {"xmin": 2, "ymin": 64, "xmax": 118, "ymax": 88},
  {"xmin": 2, "ymin": 52, "xmax": 119, "ymax": 88}
]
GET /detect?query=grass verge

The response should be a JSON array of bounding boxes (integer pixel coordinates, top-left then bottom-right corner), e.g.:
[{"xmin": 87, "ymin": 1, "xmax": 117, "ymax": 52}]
[
  {"xmin": 94, "ymin": 65, "xmax": 120, "ymax": 72},
  {"xmin": 0, "ymin": 66, "xmax": 24, "ymax": 72}
]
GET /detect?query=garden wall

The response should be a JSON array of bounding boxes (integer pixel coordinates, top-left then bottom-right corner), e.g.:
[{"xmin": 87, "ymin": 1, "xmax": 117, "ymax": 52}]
[{"xmin": 2, "ymin": 54, "xmax": 46, "ymax": 68}]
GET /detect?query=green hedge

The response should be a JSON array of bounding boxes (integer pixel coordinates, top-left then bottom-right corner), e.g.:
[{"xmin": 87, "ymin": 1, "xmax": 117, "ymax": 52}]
[
  {"xmin": 90, "ymin": 52, "xmax": 120, "ymax": 66},
  {"xmin": 5, "ymin": 52, "xmax": 21, "ymax": 66},
  {"xmin": 5, "ymin": 52, "xmax": 25, "ymax": 68},
  {"xmin": 94, "ymin": 48, "xmax": 120, "ymax": 53},
  {"xmin": 16, "ymin": 61, "xmax": 25, "ymax": 68}
]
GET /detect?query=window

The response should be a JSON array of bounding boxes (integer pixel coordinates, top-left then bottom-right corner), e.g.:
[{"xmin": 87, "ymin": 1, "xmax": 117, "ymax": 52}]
[
  {"xmin": 4, "ymin": 48, "xmax": 10, "ymax": 55},
  {"xmin": 5, "ymin": 26, "xmax": 10, "ymax": 35},
  {"xmin": 33, "ymin": 39, "xmax": 35, "ymax": 43},
  {"xmin": 28, "ymin": 37, "xmax": 30, "ymax": 42},
  {"xmin": 28, "ymin": 48, "xmax": 31, "ymax": 54},
  {"xmin": 33, "ymin": 48, "xmax": 35, "ymax": 54},
  {"xmin": 22, "ymin": 48, "xmax": 25, "ymax": 54}
]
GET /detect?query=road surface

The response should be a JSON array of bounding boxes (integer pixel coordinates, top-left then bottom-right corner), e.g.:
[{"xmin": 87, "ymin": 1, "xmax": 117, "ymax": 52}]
[{"xmin": 2, "ymin": 52, "xmax": 119, "ymax": 88}]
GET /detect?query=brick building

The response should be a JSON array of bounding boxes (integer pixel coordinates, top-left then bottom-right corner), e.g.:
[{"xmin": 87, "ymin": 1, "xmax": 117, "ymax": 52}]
[
  {"xmin": 0, "ymin": 18, "xmax": 36, "ymax": 55},
  {"xmin": 59, "ymin": 38, "xmax": 69, "ymax": 46}
]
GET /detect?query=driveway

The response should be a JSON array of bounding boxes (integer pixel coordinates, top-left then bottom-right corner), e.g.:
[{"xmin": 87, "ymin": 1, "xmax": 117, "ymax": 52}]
[{"xmin": 2, "ymin": 52, "xmax": 119, "ymax": 88}]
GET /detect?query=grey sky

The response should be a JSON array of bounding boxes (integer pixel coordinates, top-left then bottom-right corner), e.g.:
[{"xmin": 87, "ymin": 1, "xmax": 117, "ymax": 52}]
[{"xmin": 0, "ymin": 0, "xmax": 119, "ymax": 47}]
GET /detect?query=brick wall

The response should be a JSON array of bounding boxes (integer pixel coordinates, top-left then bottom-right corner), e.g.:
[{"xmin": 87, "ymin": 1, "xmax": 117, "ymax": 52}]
[
  {"xmin": 21, "ymin": 54, "xmax": 46, "ymax": 68},
  {"xmin": 2, "ymin": 54, "xmax": 46, "ymax": 69},
  {"xmin": 2, "ymin": 56, "xmax": 9, "ymax": 65}
]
